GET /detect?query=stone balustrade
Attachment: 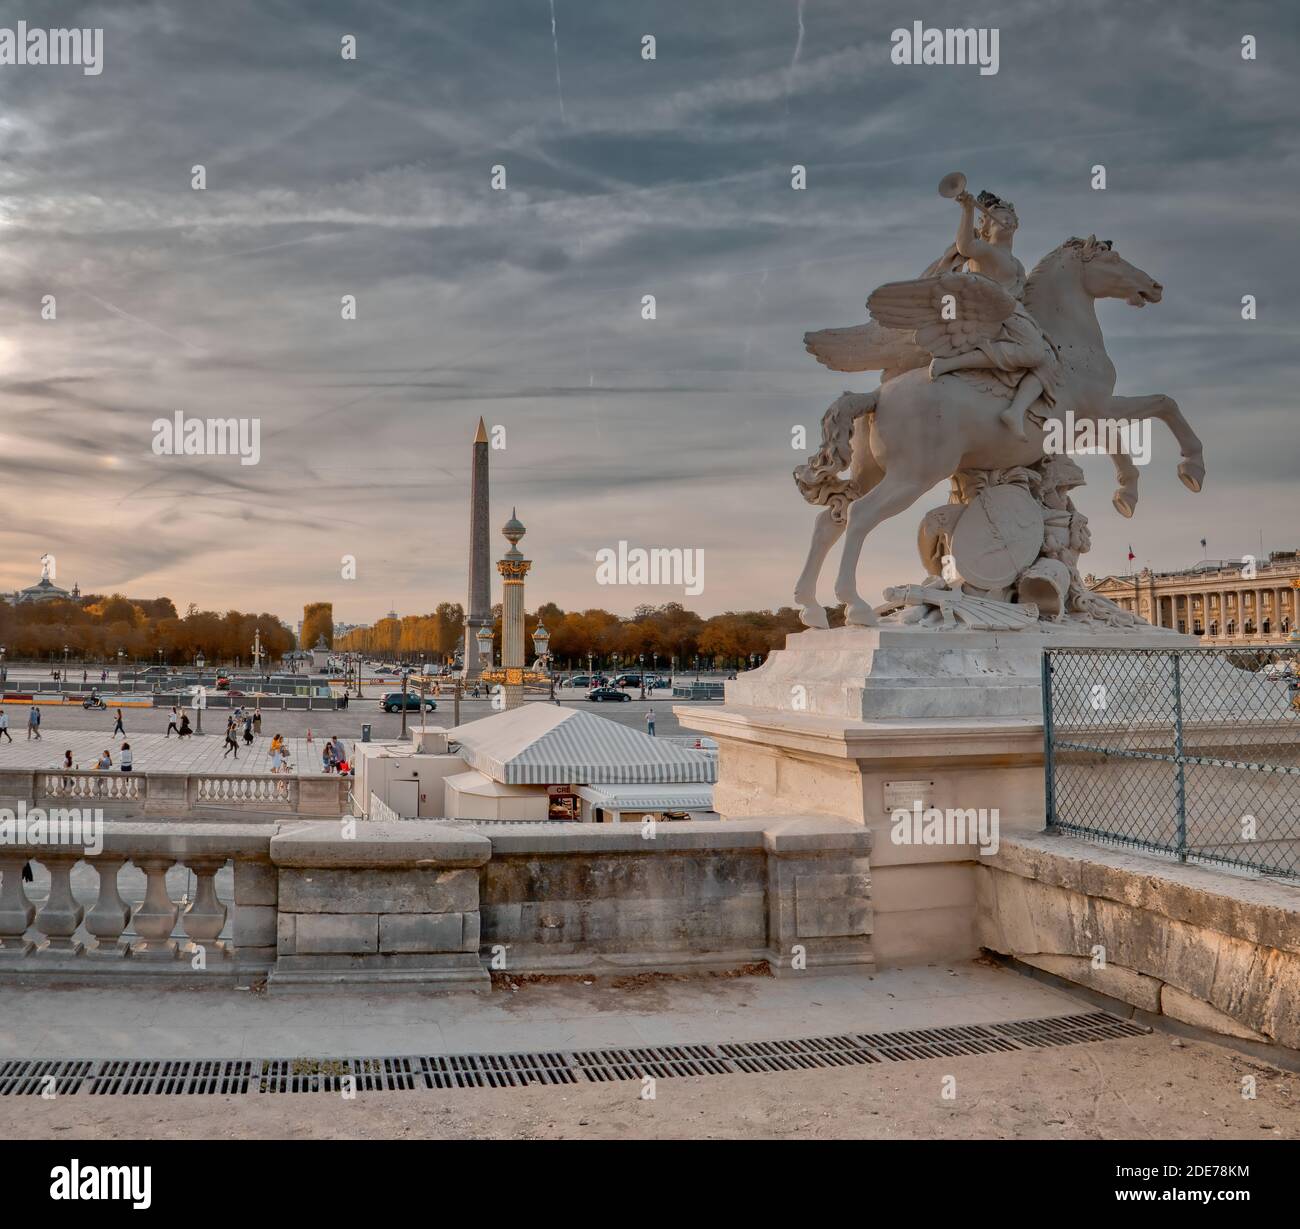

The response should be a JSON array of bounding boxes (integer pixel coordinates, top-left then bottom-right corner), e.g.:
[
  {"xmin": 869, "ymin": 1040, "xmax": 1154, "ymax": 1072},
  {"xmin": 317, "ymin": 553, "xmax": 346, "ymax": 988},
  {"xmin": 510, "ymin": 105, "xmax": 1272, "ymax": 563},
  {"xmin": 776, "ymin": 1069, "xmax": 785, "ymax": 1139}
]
[
  {"xmin": 0, "ymin": 767, "xmax": 350, "ymax": 819},
  {"xmin": 0, "ymin": 823, "xmax": 275, "ymax": 978},
  {"xmin": 0, "ymin": 813, "xmax": 874, "ymax": 988}
]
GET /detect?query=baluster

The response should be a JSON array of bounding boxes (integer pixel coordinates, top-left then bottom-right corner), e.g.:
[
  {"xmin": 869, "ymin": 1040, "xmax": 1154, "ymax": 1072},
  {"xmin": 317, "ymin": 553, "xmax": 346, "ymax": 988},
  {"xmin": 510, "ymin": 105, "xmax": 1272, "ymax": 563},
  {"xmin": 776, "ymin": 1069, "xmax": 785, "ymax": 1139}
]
[
  {"xmin": 0, "ymin": 857, "xmax": 35, "ymax": 960},
  {"xmin": 33, "ymin": 855, "xmax": 85, "ymax": 954},
  {"xmin": 130, "ymin": 857, "xmax": 178, "ymax": 959},
  {"xmin": 83, "ymin": 857, "xmax": 132, "ymax": 958},
  {"xmin": 181, "ymin": 859, "xmax": 229, "ymax": 964}
]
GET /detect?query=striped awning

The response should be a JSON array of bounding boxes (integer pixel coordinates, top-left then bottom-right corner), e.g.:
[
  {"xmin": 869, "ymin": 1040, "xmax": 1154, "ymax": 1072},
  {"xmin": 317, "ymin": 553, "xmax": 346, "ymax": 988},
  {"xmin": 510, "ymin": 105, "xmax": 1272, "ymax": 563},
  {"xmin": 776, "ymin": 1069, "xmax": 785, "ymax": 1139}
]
[
  {"xmin": 576, "ymin": 784, "xmax": 715, "ymax": 812},
  {"xmin": 448, "ymin": 705, "xmax": 716, "ymax": 786}
]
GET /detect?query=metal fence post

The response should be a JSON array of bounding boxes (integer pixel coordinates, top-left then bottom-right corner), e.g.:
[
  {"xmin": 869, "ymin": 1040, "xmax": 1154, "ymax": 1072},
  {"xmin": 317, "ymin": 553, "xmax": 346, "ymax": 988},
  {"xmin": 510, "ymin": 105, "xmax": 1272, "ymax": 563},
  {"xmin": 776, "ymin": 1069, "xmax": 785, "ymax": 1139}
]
[
  {"xmin": 1171, "ymin": 652, "xmax": 1187, "ymax": 862},
  {"xmin": 1042, "ymin": 650, "xmax": 1056, "ymax": 828}
]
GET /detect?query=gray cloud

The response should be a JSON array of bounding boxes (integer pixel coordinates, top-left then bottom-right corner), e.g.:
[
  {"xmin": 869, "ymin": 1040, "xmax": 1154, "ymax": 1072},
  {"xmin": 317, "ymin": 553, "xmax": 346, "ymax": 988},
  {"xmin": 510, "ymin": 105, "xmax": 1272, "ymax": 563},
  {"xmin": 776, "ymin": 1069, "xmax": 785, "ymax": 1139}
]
[{"xmin": 0, "ymin": 0, "xmax": 1295, "ymax": 620}]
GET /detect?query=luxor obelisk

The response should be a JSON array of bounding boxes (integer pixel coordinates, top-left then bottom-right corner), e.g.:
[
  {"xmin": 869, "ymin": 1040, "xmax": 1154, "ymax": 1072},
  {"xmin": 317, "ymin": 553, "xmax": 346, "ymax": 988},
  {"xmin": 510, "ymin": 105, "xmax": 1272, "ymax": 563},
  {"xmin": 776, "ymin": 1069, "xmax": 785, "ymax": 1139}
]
[{"xmin": 462, "ymin": 417, "xmax": 491, "ymax": 680}]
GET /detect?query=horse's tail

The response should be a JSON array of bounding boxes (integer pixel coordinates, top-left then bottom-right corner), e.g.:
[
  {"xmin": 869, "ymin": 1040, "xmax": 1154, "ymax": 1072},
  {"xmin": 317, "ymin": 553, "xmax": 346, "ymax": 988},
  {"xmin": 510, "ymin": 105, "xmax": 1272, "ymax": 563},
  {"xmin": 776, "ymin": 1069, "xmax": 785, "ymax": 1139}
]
[{"xmin": 793, "ymin": 389, "xmax": 877, "ymax": 523}]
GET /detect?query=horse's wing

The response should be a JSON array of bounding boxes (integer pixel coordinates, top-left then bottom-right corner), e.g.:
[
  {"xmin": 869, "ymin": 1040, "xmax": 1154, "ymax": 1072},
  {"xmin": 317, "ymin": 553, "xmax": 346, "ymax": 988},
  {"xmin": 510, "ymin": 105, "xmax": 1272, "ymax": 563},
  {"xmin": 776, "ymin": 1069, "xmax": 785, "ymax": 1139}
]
[
  {"xmin": 868, "ymin": 273, "xmax": 1017, "ymax": 358},
  {"xmin": 803, "ymin": 321, "xmax": 927, "ymax": 373}
]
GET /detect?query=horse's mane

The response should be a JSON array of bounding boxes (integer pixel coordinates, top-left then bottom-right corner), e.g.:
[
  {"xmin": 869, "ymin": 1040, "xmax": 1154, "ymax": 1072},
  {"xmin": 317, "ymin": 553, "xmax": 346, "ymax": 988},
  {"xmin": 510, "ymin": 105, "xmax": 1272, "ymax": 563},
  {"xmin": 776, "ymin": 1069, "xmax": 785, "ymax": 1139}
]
[{"xmin": 1024, "ymin": 235, "xmax": 1112, "ymax": 314}]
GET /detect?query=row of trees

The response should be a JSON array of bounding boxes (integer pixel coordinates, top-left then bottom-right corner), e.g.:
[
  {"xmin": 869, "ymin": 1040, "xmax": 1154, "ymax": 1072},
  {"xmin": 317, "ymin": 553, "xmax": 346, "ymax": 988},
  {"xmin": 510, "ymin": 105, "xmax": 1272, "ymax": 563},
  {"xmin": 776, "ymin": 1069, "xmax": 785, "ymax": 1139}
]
[
  {"xmin": 0, "ymin": 596, "xmax": 296, "ymax": 665},
  {"xmin": 334, "ymin": 601, "xmax": 818, "ymax": 669},
  {"xmin": 1, "ymin": 594, "xmax": 822, "ymax": 671}
]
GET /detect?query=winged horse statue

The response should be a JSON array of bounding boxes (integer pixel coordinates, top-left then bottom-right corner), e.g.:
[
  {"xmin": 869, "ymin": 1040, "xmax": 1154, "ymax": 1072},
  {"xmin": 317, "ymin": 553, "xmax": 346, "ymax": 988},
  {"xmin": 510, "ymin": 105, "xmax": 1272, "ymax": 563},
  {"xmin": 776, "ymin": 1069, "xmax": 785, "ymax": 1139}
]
[{"xmin": 792, "ymin": 173, "xmax": 1206, "ymax": 629}]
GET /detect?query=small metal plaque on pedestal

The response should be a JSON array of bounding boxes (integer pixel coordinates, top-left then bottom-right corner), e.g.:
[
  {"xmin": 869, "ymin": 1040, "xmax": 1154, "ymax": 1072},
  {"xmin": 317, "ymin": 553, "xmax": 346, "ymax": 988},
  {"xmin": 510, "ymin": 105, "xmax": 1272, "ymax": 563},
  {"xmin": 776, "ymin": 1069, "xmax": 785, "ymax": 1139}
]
[{"xmin": 883, "ymin": 779, "xmax": 934, "ymax": 813}]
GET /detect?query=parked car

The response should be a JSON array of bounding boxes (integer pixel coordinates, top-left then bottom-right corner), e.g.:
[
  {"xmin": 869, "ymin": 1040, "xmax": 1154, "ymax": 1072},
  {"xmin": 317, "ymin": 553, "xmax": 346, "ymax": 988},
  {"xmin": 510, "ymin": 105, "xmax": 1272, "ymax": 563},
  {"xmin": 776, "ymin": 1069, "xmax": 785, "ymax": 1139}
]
[
  {"xmin": 587, "ymin": 686, "xmax": 631, "ymax": 703},
  {"xmin": 380, "ymin": 692, "xmax": 437, "ymax": 712},
  {"xmin": 565, "ymin": 674, "xmax": 605, "ymax": 688}
]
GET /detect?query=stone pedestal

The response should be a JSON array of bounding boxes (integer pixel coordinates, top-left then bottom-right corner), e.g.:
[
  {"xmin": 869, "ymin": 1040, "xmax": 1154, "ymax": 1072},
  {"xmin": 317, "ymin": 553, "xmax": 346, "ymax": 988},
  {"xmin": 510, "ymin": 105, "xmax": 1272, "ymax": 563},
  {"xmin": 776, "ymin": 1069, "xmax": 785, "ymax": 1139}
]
[{"xmin": 677, "ymin": 622, "xmax": 1198, "ymax": 966}]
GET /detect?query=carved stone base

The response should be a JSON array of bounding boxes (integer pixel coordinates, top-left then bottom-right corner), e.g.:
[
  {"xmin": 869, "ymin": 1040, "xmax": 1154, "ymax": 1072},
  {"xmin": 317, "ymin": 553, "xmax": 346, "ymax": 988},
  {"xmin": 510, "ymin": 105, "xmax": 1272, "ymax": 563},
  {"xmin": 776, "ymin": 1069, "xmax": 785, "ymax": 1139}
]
[{"xmin": 725, "ymin": 623, "xmax": 1196, "ymax": 721}]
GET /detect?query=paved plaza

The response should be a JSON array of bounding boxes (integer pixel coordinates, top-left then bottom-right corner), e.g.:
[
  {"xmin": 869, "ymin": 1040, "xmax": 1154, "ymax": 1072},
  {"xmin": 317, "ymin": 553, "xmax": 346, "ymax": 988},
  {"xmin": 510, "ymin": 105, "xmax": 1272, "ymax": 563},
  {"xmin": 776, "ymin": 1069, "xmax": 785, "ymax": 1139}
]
[
  {"xmin": 0, "ymin": 689, "xmax": 709, "ymax": 747},
  {"xmin": 0, "ymin": 727, "xmax": 333, "ymax": 776}
]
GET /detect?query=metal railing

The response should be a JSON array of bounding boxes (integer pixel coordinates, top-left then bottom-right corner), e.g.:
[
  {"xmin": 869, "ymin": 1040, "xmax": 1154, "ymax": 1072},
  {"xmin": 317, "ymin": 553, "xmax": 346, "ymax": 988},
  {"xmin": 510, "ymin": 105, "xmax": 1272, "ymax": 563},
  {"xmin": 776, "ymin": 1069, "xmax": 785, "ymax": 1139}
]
[{"xmin": 1043, "ymin": 646, "xmax": 1300, "ymax": 879}]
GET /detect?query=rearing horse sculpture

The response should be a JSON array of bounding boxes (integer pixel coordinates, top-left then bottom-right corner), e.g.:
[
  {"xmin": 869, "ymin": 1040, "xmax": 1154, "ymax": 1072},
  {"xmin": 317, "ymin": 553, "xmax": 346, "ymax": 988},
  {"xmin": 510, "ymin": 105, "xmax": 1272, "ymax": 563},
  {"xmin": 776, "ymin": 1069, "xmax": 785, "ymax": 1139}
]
[{"xmin": 793, "ymin": 234, "xmax": 1206, "ymax": 627}]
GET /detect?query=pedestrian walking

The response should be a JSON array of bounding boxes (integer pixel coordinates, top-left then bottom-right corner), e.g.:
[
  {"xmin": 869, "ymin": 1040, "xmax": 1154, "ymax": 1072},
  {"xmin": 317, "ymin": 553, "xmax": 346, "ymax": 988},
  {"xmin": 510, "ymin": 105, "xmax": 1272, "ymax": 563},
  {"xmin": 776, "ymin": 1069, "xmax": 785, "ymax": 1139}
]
[
  {"xmin": 177, "ymin": 713, "xmax": 192, "ymax": 738},
  {"xmin": 82, "ymin": 669, "xmax": 87, "ymax": 685},
  {"xmin": 0, "ymin": 709, "xmax": 10, "ymax": 743},
  {"xmin": 112, "ymin": 708, "xmax": 125, "ymax": 737},
  {"xmin": 120, "ymin": 742, "xmax": 133, "ymax": 772},
  {"xmin": 645, "ymin": 708, "xmax": 656, "ymax": 737},
  {"xmin": 166, "ymin": 706, "xmax": 180, "ymax": 737},
  {"xmin": 243, "ymin": 714, "xmax": 254, "ymax": 745},
  {"xmin": 222, "ymin": 716, "xmax": 239, "ymax": 759},
  {"xmin": 27, "ymin": 705, "xmax": 41, "ymax": 740}
]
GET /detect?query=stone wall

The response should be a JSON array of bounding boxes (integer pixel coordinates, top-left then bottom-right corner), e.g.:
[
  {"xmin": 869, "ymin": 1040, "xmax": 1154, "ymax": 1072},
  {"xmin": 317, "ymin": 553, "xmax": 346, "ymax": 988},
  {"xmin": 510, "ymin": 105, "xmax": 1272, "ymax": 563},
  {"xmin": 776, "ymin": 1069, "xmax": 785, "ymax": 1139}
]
[
  {"xmin": 474, "ymin": 816, "xmax": 872, "ymax": 975},
  {"xmin": 977, "ymin": 832, "xmax": 1300, "ymax": 1049},
  {"xmin": 3, "ymin": 815, "xmax": 874, "ymax": 988},
  {"xmin": 270, "ymin": 822, "xmax": 490, "ymax": 988}
]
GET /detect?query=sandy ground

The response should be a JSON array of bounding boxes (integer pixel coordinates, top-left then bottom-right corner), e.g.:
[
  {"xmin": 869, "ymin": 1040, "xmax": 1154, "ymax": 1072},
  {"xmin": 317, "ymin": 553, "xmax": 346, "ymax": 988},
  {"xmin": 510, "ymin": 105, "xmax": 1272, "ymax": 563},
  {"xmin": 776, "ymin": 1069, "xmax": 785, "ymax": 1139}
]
[{"xmin": 8, "ymin": 1033, "xmax": 1297, "ymax": 1140}]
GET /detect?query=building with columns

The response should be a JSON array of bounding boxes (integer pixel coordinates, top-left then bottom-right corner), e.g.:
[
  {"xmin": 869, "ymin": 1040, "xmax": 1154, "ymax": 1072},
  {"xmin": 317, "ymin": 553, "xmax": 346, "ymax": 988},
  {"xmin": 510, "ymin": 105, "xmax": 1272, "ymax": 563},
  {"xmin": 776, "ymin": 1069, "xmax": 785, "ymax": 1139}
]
[{"xmin": 1086, "ymin": 550, "xmax": 1300, "ymax": 644}]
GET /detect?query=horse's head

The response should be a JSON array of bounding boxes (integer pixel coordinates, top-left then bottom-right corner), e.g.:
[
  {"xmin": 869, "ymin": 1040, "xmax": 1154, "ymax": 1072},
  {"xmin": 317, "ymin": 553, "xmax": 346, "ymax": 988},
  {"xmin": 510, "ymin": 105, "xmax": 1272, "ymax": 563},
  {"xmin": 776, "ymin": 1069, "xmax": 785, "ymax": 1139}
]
[{"xmin": 1067, "ymin": 235, "xmax": 1163, "ymax": 307}]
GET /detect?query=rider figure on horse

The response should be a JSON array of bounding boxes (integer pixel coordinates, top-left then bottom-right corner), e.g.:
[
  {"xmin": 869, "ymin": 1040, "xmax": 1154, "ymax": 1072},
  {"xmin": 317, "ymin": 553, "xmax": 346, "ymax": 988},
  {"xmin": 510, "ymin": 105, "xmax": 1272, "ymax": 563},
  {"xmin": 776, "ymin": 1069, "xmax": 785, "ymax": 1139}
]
[{"xmin": 924, "ymin": 188, "xmax": 1062, "ymax": 440}]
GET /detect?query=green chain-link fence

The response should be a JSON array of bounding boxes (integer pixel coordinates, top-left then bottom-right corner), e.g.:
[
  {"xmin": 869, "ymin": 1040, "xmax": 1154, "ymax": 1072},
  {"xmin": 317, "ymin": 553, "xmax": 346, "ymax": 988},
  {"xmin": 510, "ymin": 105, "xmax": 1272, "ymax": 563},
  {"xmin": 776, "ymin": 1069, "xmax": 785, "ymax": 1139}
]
[{"xmin": 1043, "ymin": 646, "xmax": 1300, "ymax": 878}]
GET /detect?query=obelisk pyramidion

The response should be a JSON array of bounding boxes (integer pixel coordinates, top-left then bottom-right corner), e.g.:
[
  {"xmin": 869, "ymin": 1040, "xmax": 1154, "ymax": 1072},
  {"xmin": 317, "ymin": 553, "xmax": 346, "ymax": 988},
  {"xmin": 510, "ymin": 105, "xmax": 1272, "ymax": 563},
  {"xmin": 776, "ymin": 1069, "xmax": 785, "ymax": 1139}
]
[{"xmin": 463, "ymin": 417, "xmax": 491, "ymax": 679}]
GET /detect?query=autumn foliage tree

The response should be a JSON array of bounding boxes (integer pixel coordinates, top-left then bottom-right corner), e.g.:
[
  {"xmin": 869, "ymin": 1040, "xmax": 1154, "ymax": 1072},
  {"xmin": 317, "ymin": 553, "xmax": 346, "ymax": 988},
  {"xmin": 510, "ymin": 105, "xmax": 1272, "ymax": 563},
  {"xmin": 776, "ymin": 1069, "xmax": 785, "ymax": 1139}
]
[{"xmin": 300, "ymin": 602, "xmax": 334, "ymax": 650}]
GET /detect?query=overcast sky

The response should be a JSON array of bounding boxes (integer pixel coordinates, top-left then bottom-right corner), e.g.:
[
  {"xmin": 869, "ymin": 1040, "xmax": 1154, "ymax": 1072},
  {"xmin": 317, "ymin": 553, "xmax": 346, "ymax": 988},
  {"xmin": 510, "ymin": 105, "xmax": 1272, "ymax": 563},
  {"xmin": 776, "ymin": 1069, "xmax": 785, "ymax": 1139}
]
[{"xmin": 0, "ymin": 0, "xmax": 1295, "ymax": 625}]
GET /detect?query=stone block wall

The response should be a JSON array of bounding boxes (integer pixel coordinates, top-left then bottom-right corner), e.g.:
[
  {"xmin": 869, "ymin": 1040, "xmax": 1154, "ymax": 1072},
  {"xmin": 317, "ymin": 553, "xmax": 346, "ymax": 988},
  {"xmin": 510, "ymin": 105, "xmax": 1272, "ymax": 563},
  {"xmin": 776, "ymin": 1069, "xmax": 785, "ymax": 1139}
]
[
  {"xmin": 978, "ymin": 832, "xmax": 1300, "ymax": 1049},
  {"xmin": 475, "ymin": 816, "xmax": 873, "ymax": 976},
  {"xmin": 267, "ymin": 821, "xmax": 490, "ymax": 988}
]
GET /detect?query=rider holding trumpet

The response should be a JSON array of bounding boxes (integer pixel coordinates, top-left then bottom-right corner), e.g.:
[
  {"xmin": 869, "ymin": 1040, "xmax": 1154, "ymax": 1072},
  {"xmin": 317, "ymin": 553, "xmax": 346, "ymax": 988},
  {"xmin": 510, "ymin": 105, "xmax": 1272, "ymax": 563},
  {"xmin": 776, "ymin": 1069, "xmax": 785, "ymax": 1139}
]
[{"xmin": 926, "ymin": 178, "xmax": 1062, "ymax": 440}]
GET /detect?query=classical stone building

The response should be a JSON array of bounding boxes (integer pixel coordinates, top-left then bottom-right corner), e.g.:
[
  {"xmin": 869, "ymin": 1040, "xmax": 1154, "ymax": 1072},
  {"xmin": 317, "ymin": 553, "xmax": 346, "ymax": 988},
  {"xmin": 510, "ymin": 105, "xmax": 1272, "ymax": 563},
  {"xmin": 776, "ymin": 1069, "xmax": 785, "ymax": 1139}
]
[{"xmin": 1086, "ymin": 550, "xmax": 1300, "ymax": 644}]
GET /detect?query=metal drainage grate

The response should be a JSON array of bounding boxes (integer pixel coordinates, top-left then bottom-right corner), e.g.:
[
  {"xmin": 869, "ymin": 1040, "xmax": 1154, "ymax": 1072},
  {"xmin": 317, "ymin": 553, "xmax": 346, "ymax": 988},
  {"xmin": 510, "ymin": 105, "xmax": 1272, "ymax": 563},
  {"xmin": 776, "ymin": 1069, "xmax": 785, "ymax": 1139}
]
[
  {"xmin": 422, "ymin": 1052, "xmax": 578, "ymax": 1089},
  {"xmin": 991, "ymin": 1011, "xmax": 1150, "ymax": 1048},
  {"xmin": 0, "ymin": 1058, "xmax": 94, "ymax": 1097},
  {"xmin": 717, "ymin": 1035, "xmax": 880, "ymax": 1073},
  {"xmin": 858, "ymin": 1023, "xmax": 1022, "ymax": 1062},
  {"xmin": 571, "ymin": 1044, "xmax": 733, "ymax": 1081},
  {"xmin": 12, "ymin": 1011, "xmax": 1150, "ymax": 1096},
  {"xmin": 89, "ymin": 1059, "xmax": 256, "ymax": 1096}
]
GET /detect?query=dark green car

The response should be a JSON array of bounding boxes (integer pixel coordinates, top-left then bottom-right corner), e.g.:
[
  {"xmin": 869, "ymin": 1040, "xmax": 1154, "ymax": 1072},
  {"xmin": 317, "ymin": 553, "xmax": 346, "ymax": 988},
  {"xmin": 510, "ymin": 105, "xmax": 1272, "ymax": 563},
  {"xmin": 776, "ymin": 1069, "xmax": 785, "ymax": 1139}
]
[{"xmin": 381, "ymin": 692, "xmax": 437, "ymax": 713}]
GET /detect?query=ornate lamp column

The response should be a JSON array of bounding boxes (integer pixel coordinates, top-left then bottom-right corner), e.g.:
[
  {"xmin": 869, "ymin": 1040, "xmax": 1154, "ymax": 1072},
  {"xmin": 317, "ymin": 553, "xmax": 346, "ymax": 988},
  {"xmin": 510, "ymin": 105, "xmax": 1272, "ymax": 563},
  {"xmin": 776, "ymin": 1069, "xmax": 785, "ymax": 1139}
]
[{"xmin": 497, "ymin": 509, "xmax": 531, "ymax": 712}]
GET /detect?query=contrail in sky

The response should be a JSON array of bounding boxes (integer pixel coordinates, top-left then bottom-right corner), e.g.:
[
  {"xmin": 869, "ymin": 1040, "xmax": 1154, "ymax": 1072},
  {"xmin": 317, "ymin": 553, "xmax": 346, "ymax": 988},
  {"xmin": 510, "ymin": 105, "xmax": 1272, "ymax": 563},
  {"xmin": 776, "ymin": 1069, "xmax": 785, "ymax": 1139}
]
[{"xmin": 548, "ymin": 0, "xmax": 566, "ymax": 122}]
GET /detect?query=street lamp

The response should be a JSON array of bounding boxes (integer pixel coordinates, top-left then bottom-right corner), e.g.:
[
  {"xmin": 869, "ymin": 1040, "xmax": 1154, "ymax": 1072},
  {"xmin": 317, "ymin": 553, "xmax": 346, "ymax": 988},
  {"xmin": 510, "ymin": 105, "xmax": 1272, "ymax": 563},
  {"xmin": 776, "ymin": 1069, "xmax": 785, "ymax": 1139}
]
[
  {"xmin": 193, "ymin": 650, "xmax": 207, "ymax": 734},
  {"xmin": 531, "ymin": 621, "xmax": 551, "ymax": 674},
  {"xmin": 475, "ymin": 624, "xmax": 494, "ymax": 669}
]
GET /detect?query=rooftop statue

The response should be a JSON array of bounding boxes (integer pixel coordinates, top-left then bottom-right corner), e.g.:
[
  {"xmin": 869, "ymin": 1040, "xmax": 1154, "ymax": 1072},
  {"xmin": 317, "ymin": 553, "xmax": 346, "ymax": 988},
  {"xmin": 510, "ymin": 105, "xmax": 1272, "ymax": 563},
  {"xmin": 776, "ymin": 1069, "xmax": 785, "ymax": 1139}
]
[{"xmin": 792, "ymin": 172, "xmax": 1206, "ymax": 630}]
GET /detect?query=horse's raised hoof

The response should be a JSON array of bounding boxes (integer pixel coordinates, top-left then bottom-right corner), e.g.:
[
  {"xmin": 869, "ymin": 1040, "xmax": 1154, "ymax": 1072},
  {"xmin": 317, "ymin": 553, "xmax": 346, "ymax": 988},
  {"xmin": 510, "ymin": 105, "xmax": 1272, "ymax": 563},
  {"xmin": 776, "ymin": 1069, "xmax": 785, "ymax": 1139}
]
[
  {"xmin": 798, "ymin": 603, "xmax": 830, "ymax": 629},
  {"xmin": 1112, "ymin": 487, "xmax": 1138, "ymax": 518},
  {"xmin": 842, "ymin": 599, "xmax": 879, "ymax": 628},
  {"xmin": 1178, "ymin": 458, "xmax": 1205, "ymax": 493}
]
